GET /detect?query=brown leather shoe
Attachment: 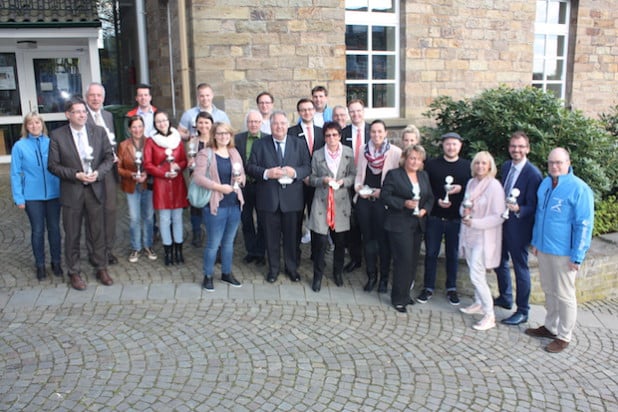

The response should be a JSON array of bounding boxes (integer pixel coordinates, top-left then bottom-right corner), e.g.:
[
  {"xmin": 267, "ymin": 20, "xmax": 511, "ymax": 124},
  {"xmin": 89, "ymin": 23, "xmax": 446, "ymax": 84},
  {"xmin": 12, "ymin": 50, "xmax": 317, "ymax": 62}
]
[
  {"xmin": 525, "ymin": 325, "xmax": 557, "ymax": 339},
  {"xmin": 69, "ymin": 273, "xmax": 87, "ymax": 291},
  {"xmin": 96, "ymin": 269, "xmax": 113, "ymax": 286},
  {"xmin": 545, "ymin": 338, "xmax": 569, "ymax": 353}
]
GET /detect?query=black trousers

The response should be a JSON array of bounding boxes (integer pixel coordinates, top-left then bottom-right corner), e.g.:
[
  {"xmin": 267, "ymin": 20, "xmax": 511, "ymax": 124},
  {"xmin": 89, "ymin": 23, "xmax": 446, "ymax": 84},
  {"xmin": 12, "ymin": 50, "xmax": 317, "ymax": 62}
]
[
  {"xmin": 241, "ymin": 182, "xmax": 265, "ymax": 258},
  {"xmin": 389, "ymin": 226, "xmax": 422, "ymax": 306},
  {"xmin": 259, "ymin": 209, "xmax": 299, "ymax": 275},
  {"xmin": 355, "ymin": 197, "xmax": 390, "ymax": 277},
  {"xmin": 311, "ymin": 230, "xmax": 346, "ymax": 280}
]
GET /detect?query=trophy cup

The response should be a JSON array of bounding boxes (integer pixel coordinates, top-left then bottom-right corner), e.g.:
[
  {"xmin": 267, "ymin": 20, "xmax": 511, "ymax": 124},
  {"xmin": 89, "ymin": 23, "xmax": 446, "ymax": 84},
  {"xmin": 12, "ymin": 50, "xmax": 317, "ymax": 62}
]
[
  {"xmin": 443, "ymin": 175, "xmax": 454, "ymax": 203},
  {"xmin": 83, "ymin": 145, "xmax": 94, "ymax": 175},
  {"xmin": 165, "ymin": 148, "xmax": 175, "ymax": 174},
  {"xmin": 502, "ymin": 188, "xmax": 521, "ymax": 219},
  {"xmin": 462, "ymin": 193, "xmax": 473, "ymax": 220},
  {"xmin": 412, "ymin": 186, "xmax": 421, "ymax": 216},
  {"xmin": 134, "ymin": 150, "xmax": 143, "ymax": 179},
  {"xmin": 187, "ymin": 140, "xmax": 197, "ymax": 170},
  {"xmin": 232, "ymin": 162, "xmax": 242, "ymax": 189}
]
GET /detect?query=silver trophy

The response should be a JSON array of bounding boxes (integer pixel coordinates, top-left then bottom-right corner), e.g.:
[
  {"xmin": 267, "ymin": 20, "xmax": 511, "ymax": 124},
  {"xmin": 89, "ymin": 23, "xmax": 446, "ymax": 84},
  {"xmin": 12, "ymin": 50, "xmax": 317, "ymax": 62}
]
[
  {"xmin": 134, "ymin": 150, "xmax": 143, "ymax": 179},
  {"xmin": 502, "ymin": 188, "xmax": 521, "ymax": 219},
  {"xmin": 412, "ymin": 186, "xmax": 421, "ymax": 216},
  {"xmin": 83, "ymin": 145, "xmax": 94, "ymax": 175},
  {"xmin": 462, "ymin": 193, "xmax": 473, "ymax": 220},
  {"xmin": 443, "ymin": 175, "xmax": 454, "ymax": 203},
  {"xmin": 165, "ymin": 148, "xmax": 174, "ymax": 172},
  {"xmin": 187, "ymin": 140, "xmax": 197, "ymax": 170},
  {"xmin": 232, "ymin": 162, "xmax": 242, "ymax": 189}
]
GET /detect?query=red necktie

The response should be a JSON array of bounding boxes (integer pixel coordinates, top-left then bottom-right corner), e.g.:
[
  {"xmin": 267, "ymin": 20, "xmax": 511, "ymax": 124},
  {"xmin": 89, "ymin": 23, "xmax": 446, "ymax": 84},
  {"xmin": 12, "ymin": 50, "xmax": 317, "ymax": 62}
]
[
  {"xmin": 307, "ymin": 126, "xmax": 314, "ymax": 155},
  {"xmin": 327, "ymin": 187, "xmax": 335, "ymax": 230},
  {"xmin": 355, "ymin": 127, "xmax": 362, "ymax": 164}
]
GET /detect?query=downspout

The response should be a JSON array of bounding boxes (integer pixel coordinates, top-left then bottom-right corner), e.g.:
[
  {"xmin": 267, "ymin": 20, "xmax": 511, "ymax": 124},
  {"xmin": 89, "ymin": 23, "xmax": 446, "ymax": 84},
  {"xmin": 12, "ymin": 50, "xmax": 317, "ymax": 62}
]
[
  {"xmin": 166, "ymin": 2, "xmax": 176, "ymax": 115},
  {"xmin": 135, "ymin": 0, "xmax": 149, "ymax": 84},
  {"xmin": 176, "ymin": 0, "xmax": 191, "ymax": 116}
]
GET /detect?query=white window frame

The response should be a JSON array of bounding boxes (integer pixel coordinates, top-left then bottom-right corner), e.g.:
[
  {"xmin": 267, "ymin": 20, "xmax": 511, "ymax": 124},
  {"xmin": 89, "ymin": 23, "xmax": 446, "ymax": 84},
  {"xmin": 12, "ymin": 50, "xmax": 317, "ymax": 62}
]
[
  {"xmin": 532, "ymin": 0, "xmax": 570, "ymax": 99},
  {"xmin": 345, "ymin": 1, "xmax": 400, "ymax": 119}
]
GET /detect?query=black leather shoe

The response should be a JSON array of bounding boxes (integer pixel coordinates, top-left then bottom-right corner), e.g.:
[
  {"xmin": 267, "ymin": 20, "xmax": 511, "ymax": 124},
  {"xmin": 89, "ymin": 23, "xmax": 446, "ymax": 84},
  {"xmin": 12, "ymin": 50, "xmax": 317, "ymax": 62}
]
[
  {"xmin": 501, "ymin": 312, "xmax": 528, "ymax": 325},
  {"xmin": 394, "ymin": 304, "xmax": 407, "ymax": 313},
  {"xmin": 312, "ymin": 276, "xmax": 322, "ymax": 292},
  {"xmin": 108, "ymin": 253, "xmax": 119, "ymax": 265},
  {"xmin": 493, "ymin": 296, "xmax": 513, "ymax": 310},
  {"xmin": 254, "ymin": 257, "xmax": 266, "ymax": 266},
  {"xmin": 363, "ymin": 276, "xmax": 377, "ymax": 292},
  {"xmin": 377, "ymin": 277, "xmax": 388, "ymax": 293},
  {"xmin": 51, "ymin": 262, "xmax": 63, "ymax": 277},
  {"xmin": 333, "ymin": 272, "xmax": 343, "ymax": 287},
  {"xmin": 36, "ymin": 266, "xmax": 47, "ymax": 281},
  {"xmin": 344, "ymin": 260, "xmax": 361, "ymax": 273},
  {"xmin": 266, "ymin": 273, "xmax": 278, "ymax": 283},
  {"xmin": 243, "ymin": 255, "xmax": 256, "ymax": 264},
  {"xmin": 286, "ymin": 270, "xmax": 301, "ymax": 282}
]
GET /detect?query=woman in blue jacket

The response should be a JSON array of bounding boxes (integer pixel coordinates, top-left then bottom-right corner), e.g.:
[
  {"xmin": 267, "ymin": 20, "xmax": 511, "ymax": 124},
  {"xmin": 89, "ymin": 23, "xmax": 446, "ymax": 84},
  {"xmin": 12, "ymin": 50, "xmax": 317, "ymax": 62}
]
[{"xmin": 10, "ymin": 112, "xmax": 62, "ymax": 280}]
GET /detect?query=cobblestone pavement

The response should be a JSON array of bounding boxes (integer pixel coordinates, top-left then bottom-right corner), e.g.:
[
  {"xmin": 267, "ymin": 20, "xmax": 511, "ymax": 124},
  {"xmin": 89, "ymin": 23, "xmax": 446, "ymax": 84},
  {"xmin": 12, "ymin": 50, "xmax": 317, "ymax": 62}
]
[{"xmin": 1, "ymin": 165, "xmax": 616, "ymax": 411}]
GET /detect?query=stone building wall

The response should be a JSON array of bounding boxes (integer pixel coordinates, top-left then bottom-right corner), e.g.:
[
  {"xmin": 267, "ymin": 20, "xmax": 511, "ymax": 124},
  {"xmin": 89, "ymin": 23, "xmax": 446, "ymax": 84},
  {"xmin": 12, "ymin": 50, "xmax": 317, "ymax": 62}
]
[{"xmin": 144, "ymin": 1, "xmax": 618, "ymax": 129}]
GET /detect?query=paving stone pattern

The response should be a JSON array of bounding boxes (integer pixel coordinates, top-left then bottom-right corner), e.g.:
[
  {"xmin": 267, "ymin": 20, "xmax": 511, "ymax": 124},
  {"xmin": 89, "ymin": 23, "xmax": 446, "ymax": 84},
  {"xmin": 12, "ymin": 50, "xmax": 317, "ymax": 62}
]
[{"xmin": 1, "ymin": 166, "xmax": 616, "ymax": 411}]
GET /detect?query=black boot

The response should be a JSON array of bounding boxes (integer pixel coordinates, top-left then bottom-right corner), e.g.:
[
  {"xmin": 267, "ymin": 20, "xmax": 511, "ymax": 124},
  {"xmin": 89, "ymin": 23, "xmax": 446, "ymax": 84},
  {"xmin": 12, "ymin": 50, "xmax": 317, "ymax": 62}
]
[
  {"xmin": 312, "ymin": 273, "xmax": 322, "ymax": 292},
  {"xmin": 164, "ymin": 245, "xmax": 173, "ymax": 266},
  {"xmin": 333, "ymin": 272, "xmax": 343, "ymax": 287},
  {"xmin": 174, "ymin": 242, "xmax": 184, "ymax": 264},
  {"xmin": 378, "ymin": 275, "xmax": 388, "ymax": 293},
  {"xmin": 191, "ymin": 230, "xmax": 202, "ymax": 248},
  {"xmin": 364, "ymin": 273, "xmax": 377, "ymax": 292},
  {"xmin": 36, "ymin": 266, "xmax": 47, "ymax": 281}
]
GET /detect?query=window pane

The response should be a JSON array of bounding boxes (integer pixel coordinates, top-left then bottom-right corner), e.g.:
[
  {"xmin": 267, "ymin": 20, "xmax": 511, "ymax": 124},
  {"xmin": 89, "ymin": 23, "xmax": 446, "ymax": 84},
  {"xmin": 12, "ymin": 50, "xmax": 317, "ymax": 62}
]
[
  {"xmin": 372, "ymin": 26, "xmax": 395, "ymax": 51},
  {"xmin": 371, "ymin": 0, "xmax": 394, "ymax": 13},
  {"xmin": 346, "ymin": 25, "xmax": 368, "ymax": 51},
  {"xmin": 33, "ymin": 58, "xmax": 82, "ymax": 114},
  {"xmin": 346, "ymin": 0, "xmax": 368, "ymax": 11},
  {"xmin": 533, "ymin": 35, "xmax": 546, "ymax": 57},
  {"xmin": 0, "ymin": 53, "xmax": 22, "ymax": 117},
  {"xmin": 535, "ymin": 1, "xmax": 547, "ymax": 23},
  {"xmin": 372, "ymin": 83, "xmax": 395, "ymax": 108},
  {"xmin": 372, "ymin": 55, "xmax": 395, "ymax": 80},
  {"xmin": 533, "ymin": 59, "xmax": 545, "ymax": 80},
  {"xmin": 546, "ymin": 59, "xmax": 564, "ymax": 81},
  {"xmin": 346, "ymin": 84, "xmax": 368, "ymax": 105},
  {"xmin": 347, "ymin": 55, "xmax": 368, "ymax": 80},
  {"xmin": 546, "ymin": 83, "xmax": 562, "ymax": 98},
  {"xmin": 547, "ymin": 1, "xmax": 567, "ymax": 24}
]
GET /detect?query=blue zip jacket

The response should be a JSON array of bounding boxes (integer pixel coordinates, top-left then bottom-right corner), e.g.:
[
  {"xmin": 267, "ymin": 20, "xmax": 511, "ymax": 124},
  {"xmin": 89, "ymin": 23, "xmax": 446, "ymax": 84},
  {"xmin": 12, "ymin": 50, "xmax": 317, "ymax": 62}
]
[
  {"xmin": 531, "ymin": 167, "xmax": 594, "ymax": 264},
  {"xmin": 10, "ymin": 134, "xmax": 60, "ymax": 205}
]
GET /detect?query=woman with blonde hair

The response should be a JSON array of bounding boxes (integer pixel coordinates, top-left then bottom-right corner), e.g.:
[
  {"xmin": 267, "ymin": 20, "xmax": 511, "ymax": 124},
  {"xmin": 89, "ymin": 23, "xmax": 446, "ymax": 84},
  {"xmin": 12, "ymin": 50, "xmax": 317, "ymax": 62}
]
[
  {"xmin": 10, "ymin": 112, "xmax": 62, "ymax": 280},
  {"xmin": 400, "ymin": 124, "xmax": 421, "ymax": 148},
  {"xmin": 459, "ymin": 151, "xmax": 505, "ymax": 330}
]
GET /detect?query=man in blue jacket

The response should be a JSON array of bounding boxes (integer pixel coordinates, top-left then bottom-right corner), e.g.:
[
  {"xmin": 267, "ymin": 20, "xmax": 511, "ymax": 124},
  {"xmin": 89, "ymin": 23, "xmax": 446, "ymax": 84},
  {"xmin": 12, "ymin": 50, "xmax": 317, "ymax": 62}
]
[{"xmin": 526, "ymin": 148, "xmax": 594, "ymax": 353}]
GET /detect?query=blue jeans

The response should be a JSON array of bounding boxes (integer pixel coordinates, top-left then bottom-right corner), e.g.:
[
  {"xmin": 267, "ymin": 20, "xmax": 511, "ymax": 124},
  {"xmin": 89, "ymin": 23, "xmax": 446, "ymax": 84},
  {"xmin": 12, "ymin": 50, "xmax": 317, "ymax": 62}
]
[
  {"xmin": 203, "ymin": 206, "xmax": 241, "ymax": 277},
  {"xmin": 158, "ymin": 208, "xmax": 184, "ymax": 245},
  {"xmin": 25, "ymin": 199, "xmax": 61, "ymax": 267},
  {"xmin": 126, "ymin": 186, "xmax": 154, "ymax": 250},
  {"xmin": 423, "ymin": 216, "xmax": 461, "ymax": 291}
]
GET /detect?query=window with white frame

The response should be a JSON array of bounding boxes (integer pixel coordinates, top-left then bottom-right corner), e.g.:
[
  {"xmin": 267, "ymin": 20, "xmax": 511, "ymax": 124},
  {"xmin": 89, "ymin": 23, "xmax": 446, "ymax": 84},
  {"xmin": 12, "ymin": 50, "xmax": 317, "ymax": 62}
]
[
  {"xmin": 532, "ymin": 0, "xmax": 570, "ymax": 99},
  {"xmin": 345, "ymin": 0, "xmax": 399, "ymax": 118}
]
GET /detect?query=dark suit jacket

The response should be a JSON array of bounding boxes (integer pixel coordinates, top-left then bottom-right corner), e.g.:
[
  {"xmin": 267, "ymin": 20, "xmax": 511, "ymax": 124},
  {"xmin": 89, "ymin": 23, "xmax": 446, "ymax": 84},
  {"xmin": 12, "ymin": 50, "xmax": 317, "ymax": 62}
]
[
  {"xmin": 246, "ymin": 135, "xmax": 311, "ymax": 213},
  {"xmin": 501, "ymin": 160, "xmax": 543, "ymax": 246},
  {"xmin": 48, "ymin": 124, "xmax": 114, "ymax": 206},
  {"xmin": 287, "ymin": 124, "xmax": 324, "ymax": 155},
  {"xmin": 234, "ymin": 131, "xmax": 270, "ymax": 165},
  {"xmin": 342, "ymin": 123, "xmax": 371, "ymax": 149},
  {"xmin": 381, "ymin": 167, "xmax": 434, "ymax": 233},
  {"xmin": 86, "ymin": 109, "xmax": 115, "ymax": 135}
]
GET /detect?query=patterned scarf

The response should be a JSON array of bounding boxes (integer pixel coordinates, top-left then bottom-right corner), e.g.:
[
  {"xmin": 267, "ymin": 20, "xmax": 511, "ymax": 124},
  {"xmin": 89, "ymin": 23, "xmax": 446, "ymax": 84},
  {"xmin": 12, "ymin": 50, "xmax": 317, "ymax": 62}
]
[{"xmin": 364, "ymin": 139, "xmax": 391, "ymax": 174}]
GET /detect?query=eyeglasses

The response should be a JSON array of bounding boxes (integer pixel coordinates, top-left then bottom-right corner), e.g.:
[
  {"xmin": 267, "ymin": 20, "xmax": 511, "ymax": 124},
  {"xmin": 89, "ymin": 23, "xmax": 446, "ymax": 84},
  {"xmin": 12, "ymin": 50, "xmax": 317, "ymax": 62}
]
[{"xmin": 548, "ymin": 160, "xmax": 566, "ymax": 166}]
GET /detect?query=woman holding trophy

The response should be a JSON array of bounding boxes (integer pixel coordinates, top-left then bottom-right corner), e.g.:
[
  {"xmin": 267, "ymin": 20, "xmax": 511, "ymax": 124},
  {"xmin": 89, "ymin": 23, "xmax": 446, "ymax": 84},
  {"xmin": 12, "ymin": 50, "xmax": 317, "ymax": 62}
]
[
  {"xmin": 458, "ymin": 151, "xmax": 505, "ymax": 330},
  {"xmin": 192, "ymin": 122, "xmax": 245, "ymax": 291},
  {"xmin": 189, "ymin": 111, "xmax": 214, "ymax": 247},
  {"xmin": 117, "ymin": 115, "xmax": 157, "ymax": 263},
  {"xmin": 144, "ymin": 110, "xmax": 189, "ymax": 266}
]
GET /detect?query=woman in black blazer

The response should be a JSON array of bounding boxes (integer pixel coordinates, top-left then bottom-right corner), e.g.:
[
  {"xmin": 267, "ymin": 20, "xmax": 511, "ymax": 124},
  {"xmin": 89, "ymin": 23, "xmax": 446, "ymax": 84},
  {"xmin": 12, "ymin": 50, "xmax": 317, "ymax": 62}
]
[{"xmin": 381, "ymin": 145, "xmax": 434, "ymax": 313}]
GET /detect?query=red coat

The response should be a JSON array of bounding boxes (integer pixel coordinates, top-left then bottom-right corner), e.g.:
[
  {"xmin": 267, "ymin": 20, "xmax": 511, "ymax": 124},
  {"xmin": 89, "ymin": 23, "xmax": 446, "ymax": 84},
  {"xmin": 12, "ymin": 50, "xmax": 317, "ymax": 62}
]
[{"xmin": 143, "ymin": 132, "xmax": 189, "ymax": 210}]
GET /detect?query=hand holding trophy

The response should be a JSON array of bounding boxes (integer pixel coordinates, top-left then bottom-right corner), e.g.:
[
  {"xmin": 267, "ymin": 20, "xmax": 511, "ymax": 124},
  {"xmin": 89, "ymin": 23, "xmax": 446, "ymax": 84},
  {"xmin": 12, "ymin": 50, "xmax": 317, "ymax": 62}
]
[
  {"xmin": 443, "ymin": 175, "xmax": 454, "ymax": 203},
  {"xmin": 502, "ymin": 188, "xmax": 521, "ymax": 219}
]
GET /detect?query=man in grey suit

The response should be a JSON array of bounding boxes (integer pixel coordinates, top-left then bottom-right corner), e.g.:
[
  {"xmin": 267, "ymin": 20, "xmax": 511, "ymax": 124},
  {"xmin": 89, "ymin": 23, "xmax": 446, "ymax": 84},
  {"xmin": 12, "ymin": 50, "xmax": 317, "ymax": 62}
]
[
  {"xmin": 48, "ymin": 98, "xmax": 115, "ymax": 290},
  {"xmin": 246, "ymin": 111, "xmax": 311, "ymax": 283},
  {"xmin": 84, "ymin": 82, "xmax": 119, "ymax": 265}
]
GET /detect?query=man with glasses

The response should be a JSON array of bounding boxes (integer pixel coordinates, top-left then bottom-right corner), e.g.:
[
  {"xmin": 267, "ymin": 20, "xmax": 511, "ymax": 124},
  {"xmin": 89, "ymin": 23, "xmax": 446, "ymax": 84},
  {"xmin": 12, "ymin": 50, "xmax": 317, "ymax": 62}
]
[
  {"xmin": 525, "ymin": 148, "xmax": 594, "ymax": 353},
  {"xmin": 494, "ymin": 131, "xmax": 542, "ymax": 325}
]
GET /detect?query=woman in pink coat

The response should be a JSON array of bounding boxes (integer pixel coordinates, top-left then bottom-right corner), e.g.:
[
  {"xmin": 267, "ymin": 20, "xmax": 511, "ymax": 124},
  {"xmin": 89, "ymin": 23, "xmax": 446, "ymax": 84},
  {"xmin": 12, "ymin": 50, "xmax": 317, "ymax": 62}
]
[{"xmin": 458, "ymin": 151, "xmax": 505, "ymax": 331}]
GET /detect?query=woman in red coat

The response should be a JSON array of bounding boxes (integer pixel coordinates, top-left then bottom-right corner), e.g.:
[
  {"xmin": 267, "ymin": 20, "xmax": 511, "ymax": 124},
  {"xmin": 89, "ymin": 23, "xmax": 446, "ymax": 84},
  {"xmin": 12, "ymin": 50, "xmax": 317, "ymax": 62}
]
[{"xmin": 144, "ymin": 110, "xmax": 189, "ymax": 265}]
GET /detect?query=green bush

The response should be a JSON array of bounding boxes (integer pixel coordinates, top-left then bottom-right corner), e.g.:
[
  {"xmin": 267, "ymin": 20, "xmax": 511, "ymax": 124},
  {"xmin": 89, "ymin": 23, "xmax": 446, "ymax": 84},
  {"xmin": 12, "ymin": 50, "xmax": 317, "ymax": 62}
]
[
  {"xmin": 593, "ymin": 196, "xmax": 618, "ymax": 236},
  {"xmin": 422, "ymin": 86, "xmax": 618, "ymax": 203},
  {"xmin": 599, "ymin": 104, "xmax": 618, "ymax": 139}
]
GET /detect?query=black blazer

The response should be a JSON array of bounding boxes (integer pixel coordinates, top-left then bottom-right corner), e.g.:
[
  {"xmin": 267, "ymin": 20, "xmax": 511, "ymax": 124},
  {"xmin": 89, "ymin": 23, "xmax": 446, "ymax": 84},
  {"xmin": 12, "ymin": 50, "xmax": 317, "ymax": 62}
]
[
  {"xmin": 86, "ymin": 108, "xmax": 118, "ymax": 182},
  {"xmin": 246, "ymin": 135, "xmax": 311, "ymax": 213},
  {"xmin": 381, "ymin": 167, "xmax": 434, "ymax": 233},
  {"xmin": 48, "ymin": 124, "xmax": 114, "ymax": 205},
  {"xmin": 342, "ymin": 123, "xmax": 371, "ymax": 149},
  {"xmin": 287, "ymin": 124, "xmax": 324, "ymax": 156}
]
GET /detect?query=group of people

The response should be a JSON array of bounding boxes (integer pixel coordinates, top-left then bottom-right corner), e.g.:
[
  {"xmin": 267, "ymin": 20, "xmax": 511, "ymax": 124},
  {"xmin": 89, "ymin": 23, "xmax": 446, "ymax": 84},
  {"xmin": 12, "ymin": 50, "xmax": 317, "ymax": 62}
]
[{"xmin": 10, "ymin": 82, "xmax": 594, "ymax": 353}]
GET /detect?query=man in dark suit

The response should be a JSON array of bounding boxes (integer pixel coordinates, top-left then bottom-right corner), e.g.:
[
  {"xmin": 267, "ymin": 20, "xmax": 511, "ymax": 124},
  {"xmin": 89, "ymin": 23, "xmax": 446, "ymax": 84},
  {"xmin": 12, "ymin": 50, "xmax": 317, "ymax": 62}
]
[
  {"xmin": 246, "ymin": 110, "xmax": 311, "ymax": 283},
  {"xmin": 235, "ymin": 109, "xmax": 267, "ymax": 265},
  {"xmin": 341, "ymin": 99, "xmax": 370, "ymax": 273},
  {"xmin": 84, "ymin": 82, "xmax": 119, "ymax": 265},
  {"xmin": 48, "ymin": 98, "xmax": 115, "ymax": 290},
  {"xmin": 494, "ymin": 131, "xmax": 543, "ymax": 325},
  {"xmin": 288, "ymin": 98, "xmax": 325, "ymax": 260}
]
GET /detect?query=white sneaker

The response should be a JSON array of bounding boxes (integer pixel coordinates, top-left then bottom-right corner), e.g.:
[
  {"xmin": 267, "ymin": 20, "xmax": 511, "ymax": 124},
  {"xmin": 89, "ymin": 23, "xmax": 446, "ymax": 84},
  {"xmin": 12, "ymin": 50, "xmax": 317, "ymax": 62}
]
[
  {"xmin": 460, "ymin": 303, "xmax": 484, "ymax": 315},
  {"xmin": 143, "ymin": 247, "xmax": 158, "ymax": 260},
  {"xmin": 301, "ymin": 230, "xmax": 311, "ymax": 244},
  {"xmin": 473, "ymin": 314, "xmax": 496, "ymax": 331},
  {"xmin": 128, "ymin": 250, "xmax": 140, "ymax": 263}
]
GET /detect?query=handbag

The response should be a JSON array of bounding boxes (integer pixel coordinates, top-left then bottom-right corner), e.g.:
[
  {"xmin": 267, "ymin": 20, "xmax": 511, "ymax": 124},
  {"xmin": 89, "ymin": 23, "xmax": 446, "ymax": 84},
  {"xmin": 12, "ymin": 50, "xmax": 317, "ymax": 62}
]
[{"xmin": 188, "ymin": 148, "xmax": 213, "ymax": 208}]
